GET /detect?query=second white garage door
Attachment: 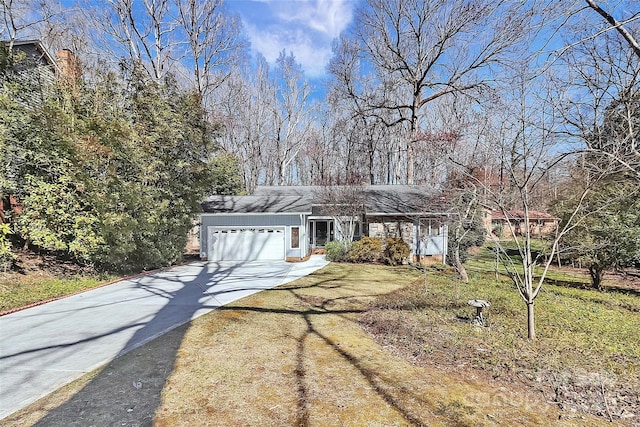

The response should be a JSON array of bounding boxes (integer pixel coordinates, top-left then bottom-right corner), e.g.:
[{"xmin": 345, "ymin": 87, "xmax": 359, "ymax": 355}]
[{"xmin": 208, "ymin": 227, "xmax": 285, "ymax": 261}]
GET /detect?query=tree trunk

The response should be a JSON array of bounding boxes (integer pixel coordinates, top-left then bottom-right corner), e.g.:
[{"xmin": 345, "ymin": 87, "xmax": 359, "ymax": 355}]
[
  {"xmin": 589, "ymin": 265, "xmax": 605, "ymax": 291},
  {"xmin": 454, "ymin": 245, "xmax": 469, "ymax": 283},
  {"xmin": 406, "ymin": 140, "xmax": 414, "ymax": 185},
  {"xmin": 527, "ymin": 301, "xmax": 536, "ymax": 339}
]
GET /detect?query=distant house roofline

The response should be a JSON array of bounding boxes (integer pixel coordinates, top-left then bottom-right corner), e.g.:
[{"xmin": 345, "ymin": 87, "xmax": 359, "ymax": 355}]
[
  {"xmin": 491, "ymin": 209, "xmax": 559, "ymax": 221},
  {"xmin": 2, "ymin": 39, "xmax": 60, "ymax": 73}
]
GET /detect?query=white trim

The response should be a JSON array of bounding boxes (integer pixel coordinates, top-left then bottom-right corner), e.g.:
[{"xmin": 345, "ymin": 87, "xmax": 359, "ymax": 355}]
[{"xmin": 289, "ymin": 226, "xmax": 301, "ymax": 250}]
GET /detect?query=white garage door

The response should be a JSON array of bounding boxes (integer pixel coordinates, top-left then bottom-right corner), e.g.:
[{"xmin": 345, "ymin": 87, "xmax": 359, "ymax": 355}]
[{"xmin": 208, "ymin": 227, "xmax": 285, "ymax": 261}]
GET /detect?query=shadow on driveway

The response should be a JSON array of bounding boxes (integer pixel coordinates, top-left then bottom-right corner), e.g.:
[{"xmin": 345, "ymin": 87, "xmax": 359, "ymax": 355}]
[{"xmin": 2, "ymin": 257, "xmax": 321, "ymax": 426}]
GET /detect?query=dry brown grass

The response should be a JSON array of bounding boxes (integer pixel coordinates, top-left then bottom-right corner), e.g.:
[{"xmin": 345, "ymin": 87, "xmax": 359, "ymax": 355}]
[
  {"xmin": 4, "ymin": 263, "xmax": 612, "ymax": 426},
  {"xmin": 153, "ymin": 263, "xmax": 600, "ymax": 426}
]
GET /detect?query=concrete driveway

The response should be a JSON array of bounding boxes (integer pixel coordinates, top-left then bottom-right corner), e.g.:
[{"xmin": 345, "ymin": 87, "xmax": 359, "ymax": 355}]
[{"xmin": 0, "ymin": 256, "xmax": 329, "ymax": 420}]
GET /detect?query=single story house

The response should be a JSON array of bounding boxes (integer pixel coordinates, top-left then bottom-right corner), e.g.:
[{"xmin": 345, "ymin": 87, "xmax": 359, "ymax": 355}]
[
  {"xmin": 486, "ymin": 209, "xmax": 560, "ymax": 238},
  {"xmin": 200, "ymin": 185, "xmax": 450, "ymax": 263}
]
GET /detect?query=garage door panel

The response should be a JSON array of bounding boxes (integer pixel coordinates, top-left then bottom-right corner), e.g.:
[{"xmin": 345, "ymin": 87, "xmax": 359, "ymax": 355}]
[{"xmin": 208, "ymin": 227, "xmax": 284, "ymax": 261}]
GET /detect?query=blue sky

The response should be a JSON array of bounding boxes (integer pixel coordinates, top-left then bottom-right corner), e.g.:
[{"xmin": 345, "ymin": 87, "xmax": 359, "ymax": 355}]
[{"xmin": 225, "ymin": 0, "xmax": 360, "ymax": 78}]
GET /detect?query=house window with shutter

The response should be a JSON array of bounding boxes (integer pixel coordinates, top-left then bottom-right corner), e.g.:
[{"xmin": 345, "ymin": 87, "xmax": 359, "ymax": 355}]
[{"xmin": 291, "ymin": 227, "xmax": 300, "ymax": 248}]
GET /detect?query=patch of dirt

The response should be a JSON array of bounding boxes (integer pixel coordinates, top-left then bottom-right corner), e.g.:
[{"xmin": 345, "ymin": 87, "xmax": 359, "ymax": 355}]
[
  {"xmin": 5, "ymin": 249, "xmax": 97, "ymax": 279},
  {"xmin": 606, "ymin": 270, "xmax": 640, "ymax": 294},
  {"xmin": 359, "ymin": 307, "xmax": 639, "ymax": 426},
  {"xmin": 552, "ymin": 266, "xmax": 640, "ymax": 295}
]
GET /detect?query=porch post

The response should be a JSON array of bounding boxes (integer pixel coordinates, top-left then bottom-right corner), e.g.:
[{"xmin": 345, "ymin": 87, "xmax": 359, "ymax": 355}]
[
  {"xmin": 300, "ymin": 213, "xmax": 306, "ymax": 258},
  {"xmin": 442, "ymin": 223, "xmax": 448, "ymax": 265}
]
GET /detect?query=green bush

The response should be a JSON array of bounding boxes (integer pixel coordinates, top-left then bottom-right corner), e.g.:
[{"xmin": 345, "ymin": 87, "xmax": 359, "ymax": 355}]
[
  {"xmin": 383, "ymin": 237, "xmax": 410, "ymax": 266},
  {"xmin": 348, "ymin": 237, "xmax": 383, "ymax": 263},
  {"xmin": 325, "ymin": 240, "xmax": 350, "ymax": 262},
  {"xmin": 0, "ymin": 223, "xmax": 16, "ymax": 272}
]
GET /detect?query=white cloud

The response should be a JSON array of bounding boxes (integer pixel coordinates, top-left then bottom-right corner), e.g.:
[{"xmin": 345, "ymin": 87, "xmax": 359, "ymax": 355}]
[
  {"xmin": 270, "ymin": 0, "xmax": 354, "ymax": 38},
  {"xmin": 235, "ymin": 0, "xmax": 357, "ymax": 78},
  {"xmin": 245, "ymin": 23, "xmax": 333, "ymax": 78}
]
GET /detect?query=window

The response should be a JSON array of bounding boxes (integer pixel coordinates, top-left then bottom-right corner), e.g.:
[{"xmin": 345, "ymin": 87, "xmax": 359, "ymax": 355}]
[{"xmin": 291, "ymin": 227, "xmax": 300, "ymax": 248}]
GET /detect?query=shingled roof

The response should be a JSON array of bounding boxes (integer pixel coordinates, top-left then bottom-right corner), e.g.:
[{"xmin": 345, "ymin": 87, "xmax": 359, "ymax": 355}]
[
  {"xmin": 202, "ymin": 185, "xmax": 448, "ymax": 216},
  {"xmin": 201, "ymin": 194, "xmax": 312, "ymax": 214},
  {"xmin": 3, "ymin": 40, "xmax": 59, "ymax": 72}
]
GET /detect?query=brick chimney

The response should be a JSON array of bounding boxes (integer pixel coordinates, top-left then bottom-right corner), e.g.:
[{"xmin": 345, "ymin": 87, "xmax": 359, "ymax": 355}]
[{"xmin": 56, "ymin": 49, "xmax": 81, "ymax": 82}]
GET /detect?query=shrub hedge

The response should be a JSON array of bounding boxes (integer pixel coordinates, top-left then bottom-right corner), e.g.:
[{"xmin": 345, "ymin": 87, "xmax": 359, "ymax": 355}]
[
  {"xmin": 383, "ymin": 237, "xmax": 410, "ymax": 266},
  {"xmin": 327, "ymin": 236, "xmax": 410, "ymax": 265},
  {"xmin": 325, "ymin": 241, "xmax": 350, "ymax": 262},
  {"xmin": 348, "ymin": 237, "xmax": 384, "ymax": 263}
]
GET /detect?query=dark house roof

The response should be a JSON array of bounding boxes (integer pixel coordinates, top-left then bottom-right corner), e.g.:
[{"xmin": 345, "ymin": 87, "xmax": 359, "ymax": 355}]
[
  {"xmin": 491, "ymin": 210, "xmax": 559, "ymax": 221},
  {"xmin": 202, "ymin": 193, "xmax": 312, "ymax": 214},
  {"xmin": 3, "ymin": 40, "xmax": 59, "ymax": 72},
  {"xmin": 202, "ymin": 185, "xmax": 449, "ymax": 216},
  {"xmin": 362, "ymin": 185, "xmax": 448, "ymax": 215}
]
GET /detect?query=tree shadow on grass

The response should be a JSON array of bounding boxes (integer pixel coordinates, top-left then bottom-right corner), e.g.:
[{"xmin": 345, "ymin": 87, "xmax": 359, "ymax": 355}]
[
  {"xmin": 9, "ymin": 263, "xmax": 431, "ymax": 426},
  {"xmin": 217, "ymin": 278, "xmax": 433, "ymax": 427}
]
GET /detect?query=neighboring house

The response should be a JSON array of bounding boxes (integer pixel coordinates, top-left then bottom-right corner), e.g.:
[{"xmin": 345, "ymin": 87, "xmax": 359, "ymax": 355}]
[
  {"xmin": 1, "ymin": 40, "xmax": 65, "ymax": 224},
  {"xmin": 2, "ymin": 39, "xmax": 59, "ymax": 72},
  {"xmin": 2, "ymin": 40, "xmax": 60, "ymax": 104},
  {"xmin": 486, "ymin": 209, "xmax": 559, "ymax": 238},
  {"xmin": 200, "ymin": 185, "xmax": 450, "ymax": 263},
  {"xmin": 1, "ymin": 41, "xmax": 80, "ymax": 223},
  {"xmin": 3, "ymin": 39, "xmax": 80, "ymax": 100}
]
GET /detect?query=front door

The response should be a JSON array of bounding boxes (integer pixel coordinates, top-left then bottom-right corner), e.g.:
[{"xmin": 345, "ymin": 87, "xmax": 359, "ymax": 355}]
[
  {"xmin": 309, "ymin": 220, "xmax": 334, "ymax": 247},
  {"xmin": 316, "ymin": 221, "xmax": 328, "ymax": 246}
]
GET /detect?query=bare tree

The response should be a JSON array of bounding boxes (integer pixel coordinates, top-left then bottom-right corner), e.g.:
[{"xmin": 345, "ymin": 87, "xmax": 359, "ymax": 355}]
[
  {"xmin": 447, "ymin": 186, "xmax": 483, "ymax": 283},
  {"xmin": 269, "ymin": 51, "xmax": 313, "ymax": 185},
  {"xmin": 315, "ymin": 185, "xmax": 365, "ymax": 244},
  {"xmin": 174, "ymin": 0, "xmax": 244, "ymax": 105},
  {"xmin": 1, "ymin": 0, "xmax": 63, "ymax": 46},
  {"xmin": 216, "ymin": 58, "xmax": 274, "ymax": 192},
  {"xmin": 557, "ymin": 5, "xmax": 640, "ymax": 180},
  {"xmin": 584, "ymin": 0, "xmax": 640, "ymax": 58},
  {"xmin": 86, "ymin": 0, "xmax": 178, "ymax": 81},
  {"xmin": 330, "ymin": 0, "xmax": 534, "ymax": 184},
  {"xmin": 467, "ymin": 60, "xmax": 624, "ymax": 339}
]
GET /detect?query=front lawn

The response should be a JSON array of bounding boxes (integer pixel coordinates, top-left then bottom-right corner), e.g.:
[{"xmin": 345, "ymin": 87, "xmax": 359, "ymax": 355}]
[
  {"xmin": 5, "ymin": 262, "xmax": 625, "ymax": 426},
  {"xmin": 362, "ymin": 261, "xmax": 639, "ymax": 424}
]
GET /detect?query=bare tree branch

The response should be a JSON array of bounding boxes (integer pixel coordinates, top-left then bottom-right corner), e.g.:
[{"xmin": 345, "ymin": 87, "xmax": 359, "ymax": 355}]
[{"xmin": 584, "ymin": 0, "xmax": 640, "ymax": 58}]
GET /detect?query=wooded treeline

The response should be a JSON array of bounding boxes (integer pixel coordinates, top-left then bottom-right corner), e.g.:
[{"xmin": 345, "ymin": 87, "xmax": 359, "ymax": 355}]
[{"xmin": 1, "ymin": 0, "xmax": 639, "ymax": 285}]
